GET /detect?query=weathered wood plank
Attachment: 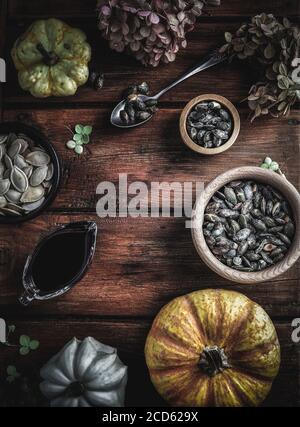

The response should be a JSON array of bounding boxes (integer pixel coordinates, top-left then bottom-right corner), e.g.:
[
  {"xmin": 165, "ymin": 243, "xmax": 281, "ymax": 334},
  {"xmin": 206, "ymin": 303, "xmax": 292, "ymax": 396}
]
[
  {"xmin": 3, "ymin": 108, "xmax": 299, "ymax": 211},
  {"xmin": 0, "ymin": 0, "xmax": 8, "ymax": 121},
  {"xmin": 0, "ymin": 214, "xmax": 298, "ymax": 317},
  {"xmin": 7, "ymin": 0, "xmax": 299, "ymax": 19},
  {"xmin": 0, "ymin": 319, "xmax": 298, "ymax": 406}
]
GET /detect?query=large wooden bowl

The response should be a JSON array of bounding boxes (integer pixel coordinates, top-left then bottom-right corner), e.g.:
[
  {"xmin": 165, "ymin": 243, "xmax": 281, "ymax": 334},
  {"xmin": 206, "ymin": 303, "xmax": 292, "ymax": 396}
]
[
  {"xmin": 192, "ymin": 166, "xmax": 300, "ymax": 284},
  {"xmin": 180, "ymin": 94, "xmax": 240, "ymax": 155}
]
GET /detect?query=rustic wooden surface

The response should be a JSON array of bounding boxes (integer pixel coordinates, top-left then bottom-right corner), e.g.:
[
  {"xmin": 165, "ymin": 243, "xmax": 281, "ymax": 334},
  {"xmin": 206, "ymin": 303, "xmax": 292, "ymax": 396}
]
[{"xmin": 0, "ymin": 0, "xmax": 299, "ymax": 407}]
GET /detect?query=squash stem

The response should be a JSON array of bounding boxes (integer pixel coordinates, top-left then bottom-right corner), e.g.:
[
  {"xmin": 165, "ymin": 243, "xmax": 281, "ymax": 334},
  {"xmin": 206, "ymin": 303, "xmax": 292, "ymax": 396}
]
[
  {"xmin": 36, "ymin": 43, "xmax": 59, "ymax": 66},
  {"xmin": 64, "ymin": 381, "xmax": 85, "ymax": 398},
  {"xmin": 199, "ymin": 346, "xmax": 231, "ymax": 377}
]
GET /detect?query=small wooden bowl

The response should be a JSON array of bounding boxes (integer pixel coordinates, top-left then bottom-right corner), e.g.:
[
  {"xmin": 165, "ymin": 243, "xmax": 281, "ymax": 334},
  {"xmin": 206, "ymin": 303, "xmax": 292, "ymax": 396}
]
[
  {"xmin": 192, "ymin": 166, "xmax": 300, "ymax": 284},
  {"xmin": 180, "ymin": 94, "xmax": 240, "ymax": 155}
]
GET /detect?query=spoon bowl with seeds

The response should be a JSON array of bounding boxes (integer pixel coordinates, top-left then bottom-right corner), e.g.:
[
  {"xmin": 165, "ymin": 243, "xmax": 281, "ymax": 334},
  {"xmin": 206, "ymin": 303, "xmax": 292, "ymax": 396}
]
[{"xmin": 0, "ymin": 122, "xmax": 61, "ymax": 224}]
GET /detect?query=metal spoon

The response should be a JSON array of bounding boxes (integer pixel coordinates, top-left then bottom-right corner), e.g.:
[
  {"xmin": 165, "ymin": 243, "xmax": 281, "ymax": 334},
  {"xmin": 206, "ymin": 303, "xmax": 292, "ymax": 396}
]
[{"xmin": 111, "ymin": 50, "xmax": 227, "ymax": 129}]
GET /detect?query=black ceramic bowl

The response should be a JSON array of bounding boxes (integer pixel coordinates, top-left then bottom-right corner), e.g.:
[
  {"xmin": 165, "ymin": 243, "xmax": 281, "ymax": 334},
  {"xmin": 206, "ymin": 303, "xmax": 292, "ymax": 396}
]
[{"xmin": 0, "ymin": 122, "xmax": 61, "ymax": 224}]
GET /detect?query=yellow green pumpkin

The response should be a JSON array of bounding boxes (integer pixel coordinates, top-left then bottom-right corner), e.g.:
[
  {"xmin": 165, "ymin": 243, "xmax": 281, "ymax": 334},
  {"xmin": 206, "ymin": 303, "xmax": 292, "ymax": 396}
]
[
  {"xmin": 145, "ymin": 289, "xmax": 280, "ymax": 407},
  {"xmin": 11, "ymin": 18, "xmax": 91, "ymax": 98}
]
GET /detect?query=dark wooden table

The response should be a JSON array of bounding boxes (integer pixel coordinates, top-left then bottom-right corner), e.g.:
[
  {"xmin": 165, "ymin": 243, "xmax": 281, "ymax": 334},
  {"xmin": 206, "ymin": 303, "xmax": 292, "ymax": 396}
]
[{"xmin": 0, "ymin": 0, "xmax": 299, "ymax": 407}]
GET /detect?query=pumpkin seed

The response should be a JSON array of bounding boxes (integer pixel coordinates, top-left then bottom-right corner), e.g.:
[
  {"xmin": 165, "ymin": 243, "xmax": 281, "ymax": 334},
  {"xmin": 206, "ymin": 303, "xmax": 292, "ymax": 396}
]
[
  {"xmin": 22, "ymin": 197, "xmax": 45, "ymax": 212},
  {"xmin": 272, "ymin": 202, "xmax": 281, "ymax": 217},
  {"xmin": 219, "ymin": 209, "xmax": 239, "ymax": 218},
  {"xmin": 43, "ymin": 181, "xmax": 52, "ymax": 190},
  {"xmin": 4, "ymin": 154, "xmax": 13, "ymax": 170},
  {"xmin": 0, "ymin": 179, "xmax": 10, "ymax": 196},
  {"xmin": 26, "ymin": 151, "xmax": 50, "ymax": 167},
  {"xmin": 224, "ymin": 187, "xmax": 237, "ymax": 205},
  {"xmin": 20, "ymin": 185, "xmax": 45, "ymax": 203},
  {"xmin": 14, "ymin": 154, "xmax": 28, "ymax": 169},
  {"xmin": 5, "ymin": 189, "xmax": 22, "ymax": 204},
  {"xmin": 0, "ymin": 145, "xmax": 5, "ymax": 162},
  {"xmin": 235, "ymin": 228, "xmax": 251, "ymax": 241},
  {"xmin": 0, "ymin": 196, "xmax": 7, "ymax": 207},
  {"xmin": 16, "ymin": 138, "xmax": 29, "ymax": 154},
  {"xmin": 10, "ymin": 166, "xmax": 28, "ymax": 193},
  {"xmin": 7, "ymin": 133, "xmax": 17, "ymax": 145},
  {"xmin": 3, "ymin": 169, "xmax": 9, "ymax": 179},
  {"xmin": 6, "ymin": 203, "xmax": 24, "ymax": 214},
  {"xmin": 284, "ymin": 222, "xmax": 295, "ymax": 239},
  {"xmin": 0, "ymin": 135, "xmax": 8, "ymax": 144},
  {"xmin": 23, "ymin": 166, "xmax": 33, "ymax": 179},
  {"xmin": 238, "ymin": 241, "xmax": 248, "ymax": 255},
  {"xmin": 30, "ymin": 166, "xmax": 48, "ymax": 187},
  {"xmin": 0, "ymin": 207, "xmax": 22, "ymax": 216},
  {"xmin": 276, "ymin": 232, "xmax": 291, "ymax": 246},
  {"xmin": 0, "ymin": 161, "xmax": 5, "ymax": 178},
  {"xmin": 252, "ymin": 219, "xmax": 267, "ymax": 232},
  {"xmin": 8, "ymin": 140, "xmax": 22, "ymax": 158}
]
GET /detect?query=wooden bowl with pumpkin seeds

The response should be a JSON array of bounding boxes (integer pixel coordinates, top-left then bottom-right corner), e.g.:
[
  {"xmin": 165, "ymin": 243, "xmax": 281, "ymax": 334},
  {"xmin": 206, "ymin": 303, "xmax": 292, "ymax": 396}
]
[
  {"xmin": 0, "ymin": 122, "xmax": 61, "ymax": 224},
  {"xmin": 180, "ymin": 94, "xmax": 240, "ymax": 155},
  {"xmin": 192, "ymin": 167, "xmax": 300, "ymax": 284}
]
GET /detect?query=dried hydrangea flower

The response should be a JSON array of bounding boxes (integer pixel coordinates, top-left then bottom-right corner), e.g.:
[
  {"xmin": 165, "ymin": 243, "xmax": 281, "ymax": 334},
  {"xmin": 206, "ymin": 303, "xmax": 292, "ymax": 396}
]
[
  {"xmin": 97, "ymin": 0, "xmax": 221, "ymax": 67},
  {"xmin": 220, "ymin": 14, "xmax": 300, "ymax": 121}
]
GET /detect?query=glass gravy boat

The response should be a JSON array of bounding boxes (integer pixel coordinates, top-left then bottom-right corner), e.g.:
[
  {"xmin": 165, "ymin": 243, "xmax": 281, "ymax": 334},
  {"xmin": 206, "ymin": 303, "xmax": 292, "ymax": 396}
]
[{"xmin": 19, "ymin": 221, "xmax": 97, "ymax": 306}]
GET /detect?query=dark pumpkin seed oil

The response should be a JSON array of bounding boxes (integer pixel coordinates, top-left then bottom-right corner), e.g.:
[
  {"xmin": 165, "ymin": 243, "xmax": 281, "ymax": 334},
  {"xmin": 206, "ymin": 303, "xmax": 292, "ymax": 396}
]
[{"xmin": 31, "ymin": 231, "xmax": 87, "ymax": 292}]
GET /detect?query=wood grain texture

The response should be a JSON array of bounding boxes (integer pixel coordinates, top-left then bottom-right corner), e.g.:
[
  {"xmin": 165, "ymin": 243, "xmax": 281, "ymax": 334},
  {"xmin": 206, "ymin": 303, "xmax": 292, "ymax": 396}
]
[
  {"xmin": 192, "ymin": 167, "xmax": 300, "ymax": 283},
  {"xmin": 0, "ymin": 319, "xmax": 298, "ymax": 407},
  {"xmin": 0, "ymin": 214, "xmax": 298, "ymax": 317},
  {"xmin": 2, "ymin": 108, "xmax": 299, "ymax": 211},
  {"xmin": 7, "ymin": 0, "xmax": 300, "ymax": 19},
  {"xmin": 0, "ymin": 0, "xmax": 8, "ymax": 120}
]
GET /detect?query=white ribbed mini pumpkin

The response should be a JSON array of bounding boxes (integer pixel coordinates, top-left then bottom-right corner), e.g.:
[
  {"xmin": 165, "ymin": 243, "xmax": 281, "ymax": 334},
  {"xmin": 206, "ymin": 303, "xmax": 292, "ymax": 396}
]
[{"xmin": 40, "ymin": 337, "xmax": 128, "ymax": 407}]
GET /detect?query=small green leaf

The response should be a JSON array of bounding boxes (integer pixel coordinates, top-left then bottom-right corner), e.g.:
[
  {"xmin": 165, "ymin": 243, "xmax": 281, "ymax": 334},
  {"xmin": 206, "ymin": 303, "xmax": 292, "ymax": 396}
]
[
  {"xmin": 81, "ymin": 134, "xmax": 90, "ymax": 144},
  {"xmin": 83, "ymin": 126, "xmax": 93, "ymax": 135},
  {"xmin": 75, "ymin": 124, "xmax": 84, "ymax": 134},
  {"xmin": 277, "ymin": 75, "xmax": 290, "ymax": 90},
  {"xmin": 279, "ymin": 62, "xmax": 288, "ymax": 76},
  {"xmin": 8, "ymin": 325, "xmax": 16, "ymax": 333},
  {"xmin": 260, "ymin": 163, "xmax": 269, "ymax": 169},
  {"xmin": 264, "ymin": 157, "xmax": 272, "ymax": 165},
  {"xmin": 29, "ymin": 340, "xmax": 39, "ymax": 350},
  {"xmin": 20, "ymin": 346, "xmax": 30, "ymax": 356},
  {"xmin": 19, "ymin": 335, "xmax": 30, "ymax": 347},
  {"xmin": 75, "ymin": 145, "xmax": 84, "ymax": 155},
  {"xmin": 270, "ymin": 162, "xmax": 279, "ymax": 171},
  {"xmin": 7, "ymin": 365, "xmax": 17, "ymax": 375},
  {"xmin": 73, "ymin": 134, "xmax": 82, "ymax": 142},
  {"xmin": 66, "ymin": 140, "xmax": 76, "ymax": 149}
]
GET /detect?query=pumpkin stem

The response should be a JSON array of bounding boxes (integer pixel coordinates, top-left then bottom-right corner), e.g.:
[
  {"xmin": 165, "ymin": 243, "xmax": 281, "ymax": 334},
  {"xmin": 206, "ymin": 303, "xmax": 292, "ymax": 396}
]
[
  {"xmin": 64, "ymin": 381, "xmax": 85, "ymax": 398},
  {"xmin": 199, "ymin": 346, "xmax": 231, "ymax": 377},
  {"xmin": 36, "ymin": 43, "xmax": 59, "ymax": 66}
]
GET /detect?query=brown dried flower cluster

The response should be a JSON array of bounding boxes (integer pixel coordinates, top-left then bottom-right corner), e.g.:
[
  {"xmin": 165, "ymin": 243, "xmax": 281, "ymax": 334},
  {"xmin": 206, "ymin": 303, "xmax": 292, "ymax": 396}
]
[
  {"xmin": 97, "ymin": 0, "xmax": 221, "ymax": 67},
  {"xmin": 221, "ymin": 14, "xmax": 300, "ymax": 121}
]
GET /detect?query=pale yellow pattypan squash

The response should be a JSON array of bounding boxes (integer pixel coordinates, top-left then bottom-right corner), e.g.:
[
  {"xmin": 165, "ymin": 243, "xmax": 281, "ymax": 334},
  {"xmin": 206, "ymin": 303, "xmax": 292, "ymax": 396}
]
[{"xmin": 11, "ymin": 18, "xmax": 91, "ymax": 98}]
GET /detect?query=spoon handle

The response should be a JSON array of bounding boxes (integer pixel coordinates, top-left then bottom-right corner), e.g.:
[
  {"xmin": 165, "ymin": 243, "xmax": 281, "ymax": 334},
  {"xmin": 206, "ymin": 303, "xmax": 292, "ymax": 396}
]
[{"xmin": 153, "ymin": 50, "xmax": 227, "ymax": 100}]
